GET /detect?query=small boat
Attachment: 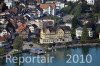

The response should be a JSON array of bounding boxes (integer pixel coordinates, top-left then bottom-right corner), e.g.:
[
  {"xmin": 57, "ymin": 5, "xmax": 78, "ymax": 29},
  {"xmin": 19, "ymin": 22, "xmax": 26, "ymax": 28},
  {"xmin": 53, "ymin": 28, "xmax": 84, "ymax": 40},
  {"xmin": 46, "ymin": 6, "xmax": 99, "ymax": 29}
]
[{"xmin": 30, "ymin": 47, "xmax": 45, "ymax": 55}]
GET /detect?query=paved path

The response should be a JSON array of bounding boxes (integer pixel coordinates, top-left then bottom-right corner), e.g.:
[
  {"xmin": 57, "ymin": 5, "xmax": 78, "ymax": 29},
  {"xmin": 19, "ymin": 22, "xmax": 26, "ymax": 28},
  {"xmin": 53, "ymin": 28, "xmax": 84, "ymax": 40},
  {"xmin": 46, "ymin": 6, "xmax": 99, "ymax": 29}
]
[{"xmin": 23, "ymin": 42, "xmax": 41, "ymax": 50}]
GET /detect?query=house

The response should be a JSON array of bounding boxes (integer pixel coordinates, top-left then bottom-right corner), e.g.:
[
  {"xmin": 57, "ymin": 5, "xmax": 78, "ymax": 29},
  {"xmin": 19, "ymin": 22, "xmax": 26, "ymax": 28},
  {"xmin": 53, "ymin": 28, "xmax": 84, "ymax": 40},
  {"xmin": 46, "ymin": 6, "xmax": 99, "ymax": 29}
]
[
  {"xmin": 42, "ymin": 19, "xmax": 55, "ymax": 27},
  {"xmin": 62, "ymin": 15, "xmax": 74, "ymax": 23},
  {"xmin": 0, "ymin": 12, "xmax": 10, "ymax": 19},
  {"xmin": 19, "ymin": 30, "xmax": 29, "ymax": 39},
  {"xmin": 28, "ymin": 19, "xmax": 55, "ymax": 29},
  {"xmin": 65, "ymin": 22, "xmax": 72, "ymax": 29},
  {"xmin": 67, "ymin": 0, "xmax": 78, "ymax": 3},
  {"xmin": 99, "ymin": 33, "xmax": 100, "ymax": 39},
  {"xmin": 67, "ymin": 0, "xmax": 95, "ymax": 5},
  {"xmin": 76, "ymin": 27, "xmax": 83, "ymax": 39},
  {"xmin": 29, "ymin": 25, "xmax": 35, "ymax": 33},
  {"xmin": 4, "ymin": 0, "xmax": 13, "ymax": 9},
  {"xmin": 0, "ymin": 29, "xmax": 8, "ymax": 37},
  {"xmin": 16, "ymin": 23, "xmax": 27, "ymax": 33},
  {"xmin": 0, "ymin": 19, "xmax": 5, "ymax": 24},
  {"xmin": 76, "ymin": 27, "xmax": 93, "ymax": 39},
  {"xmin": 87, "ymin": 28, "xmax": 93, "ymax": 38},
  {"xmin": 40, "ymin": 26, "xmax": 72, "ymax": 44},
  {"xmin": 0, "ymin": 36, "xmax": 6, "ymax": 42},
  {"xmin": 39, "ymin": 3, "xmax": 56, "ymax": 15},
  {"xmin": 97, "ymin": 18, "xmax": 100, "ymax": 24},
  {"xmin": 86, "ymin": 0, "xmax": 95, "ymax": 5},
  {"xmin": 27, "ymin": 20, "xmax": 43, "ymax": 29},
  {"xmin": 56, "ymin": 1, "xmax": 65, "ymax": 10},
  {"xmin": 62, "ymin": 15, "xmax": 74, "ymax": 28}
]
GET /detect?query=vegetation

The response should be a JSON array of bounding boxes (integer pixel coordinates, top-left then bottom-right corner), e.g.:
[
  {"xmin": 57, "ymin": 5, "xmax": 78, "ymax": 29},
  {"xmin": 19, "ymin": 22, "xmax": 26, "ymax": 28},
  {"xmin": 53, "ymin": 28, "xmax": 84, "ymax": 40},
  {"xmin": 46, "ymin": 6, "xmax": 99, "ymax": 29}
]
[
  {"xmin": 0, "ymin": 48, "xmax": 5, "ymax": 55},
  {"xmin": 96, "ymin": 24, "xmax": 100, "ymax": 33},
  {"xmin": 0, "ymin": 1, "xmax": 8, "ymax": 12},
  {"xmin": 71, "ymin": 3, "xmax": 82, "ymax": 17},
  {"xmin": 13, "ymin": 36, "xmax": 23, "ymax": 51},
  {"xmin": 93, "ymin": 1, "xmax": 100, "ymax": 13},
  {"xmin": 32, "ymin": 38, "xmax": 39, "ymax": 43},
  {"xmin": 61, "ymin": 2, "xmax": 76, "ymax": 14},
  {"xmin": 71, "ymin": 17, "xmax": 78, "ymax": 38},
  {"xmin": 80, "ymin": 26, "xmax": 89, "ymax": 43}
]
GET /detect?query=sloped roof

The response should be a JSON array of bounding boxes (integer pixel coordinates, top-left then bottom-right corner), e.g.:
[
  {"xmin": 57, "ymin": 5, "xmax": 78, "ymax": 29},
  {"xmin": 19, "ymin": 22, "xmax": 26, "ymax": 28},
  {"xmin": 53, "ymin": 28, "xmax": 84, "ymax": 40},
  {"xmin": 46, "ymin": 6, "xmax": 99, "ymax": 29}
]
[
  {"xmin": 40, "ymin": 3, "xmax": 56, "ymax": 9},
  {"xmin": 16, "ymin": 23, "xmax": 27, "ymax": 33}
]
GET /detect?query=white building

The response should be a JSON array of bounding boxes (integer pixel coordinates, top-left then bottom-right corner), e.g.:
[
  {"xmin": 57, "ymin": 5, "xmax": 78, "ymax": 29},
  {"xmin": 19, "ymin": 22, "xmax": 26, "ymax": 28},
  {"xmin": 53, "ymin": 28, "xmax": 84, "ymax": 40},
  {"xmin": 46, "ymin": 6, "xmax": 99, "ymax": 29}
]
[
  {"xmin": 40, "ymin": 3, "xmax": 56, "ymax": 15},
  {"xmin": 0, "ymin": 19, "xmax": 5, "ymax": 24},
  {"xmin": 67, "ymin": 0, "xmax": 95, "ymax": 5},
  {"xmin": 67, "ymin": 0, "xmax": 78, "ymax": 2},
  {"xmin": 88, "ymin": 28, "xmax": 93, "ymax": 37},
  {"xmin": 76, "ymin": 27, "xmax": 83, "ymax": 39},
  {"xmin": 99, "ymin": 33, "xmax": 100, "ymax": 39},
  {"xmin": 65, "ymin": 23, "xmax": 72, "ymax": 29},
  {"xmin": 4, "ymin": 0, "xmax": 13, "ymax": 9},
  {"xmin": 29, "ymin": 25, "xmax": 35, "ymax": 33},
  {"xmin": 97, "ymin": 19, "xmax": 100, "ymax": 24},
  {"xmin": 0, "ymin": 29, "xmax": 8, "ymax": 37},
  {"xmin": 76, "ymin": 27, "xmax": 93, "ymax": 39},
  {"xmin": 56, "ymin": 2, "xmax": 65, "ymax": 10},
  {"xmin": 28, "ymin": 19, "xmax": 55, "ymax": 29},
  {"xmin": 86, "ymin": 0, "xmax": 95, "ymax": 5}
]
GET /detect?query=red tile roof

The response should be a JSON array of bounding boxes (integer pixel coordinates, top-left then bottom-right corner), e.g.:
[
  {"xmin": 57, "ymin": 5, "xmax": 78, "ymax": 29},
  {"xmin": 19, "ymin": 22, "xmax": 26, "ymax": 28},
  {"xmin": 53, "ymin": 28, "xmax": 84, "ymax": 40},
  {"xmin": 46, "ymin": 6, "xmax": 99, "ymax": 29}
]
[
  {"xmin": 40, "ymin": 3, "xmax": 56, "ymax": 9},
  {"xmin": 16, "ymin": 24, "xmax": 27, "ymax": 33},
  {"xmin": 0, "ymin": 35, "xmax": 8, "ymax": 42},
  {"xmin": 35, "ymin": 0, "xmax": 41, "ymax": 3}
]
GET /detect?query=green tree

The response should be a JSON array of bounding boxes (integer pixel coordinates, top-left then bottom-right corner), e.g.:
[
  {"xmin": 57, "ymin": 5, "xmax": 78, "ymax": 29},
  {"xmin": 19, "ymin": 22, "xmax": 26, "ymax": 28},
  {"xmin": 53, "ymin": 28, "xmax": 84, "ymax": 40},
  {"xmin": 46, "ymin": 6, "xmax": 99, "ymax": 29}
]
[
  {"xmin": 13, "ymin": 36, "xmax": 23, "ymax": 51},
  {"xmin": 80, "ymin": 0, "xmax": 90, "ymax": 13},
  {"xmin": 96, "ymin": 25, "xmax": 100, "ymax": 33},
  {"xmin": 81, "ymin": 26, "xmax": 89, "ymax": 43},
  {"xmin": 61, "ymin": 6, "xmax": 71, "ymax": 14},
  {"xmin": 71, "ymin": 17, "xmax": 78, "ymax": 38},
  {"xmin": 71, "ymin": 3, "xmax": 82, "ymax": 17},
  {"xmin": 93, "ymin": 0, "xmax": 100, "ymax": 13},
  {"xmin": 0, "ymin": 48, "xmax": 5, "ymax": 55},
  {"xmin": 73, "ymin": 4, "xmax": 82, "ymax": 17}
]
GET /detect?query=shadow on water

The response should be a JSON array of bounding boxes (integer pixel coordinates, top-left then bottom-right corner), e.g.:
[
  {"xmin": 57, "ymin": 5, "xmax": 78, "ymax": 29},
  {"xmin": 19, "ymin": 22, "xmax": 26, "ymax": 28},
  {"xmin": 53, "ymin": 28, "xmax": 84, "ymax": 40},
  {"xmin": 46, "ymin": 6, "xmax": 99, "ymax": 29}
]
[{"xmin": 81, "ymin": 47, "xmax": 90, "ymax": 58}]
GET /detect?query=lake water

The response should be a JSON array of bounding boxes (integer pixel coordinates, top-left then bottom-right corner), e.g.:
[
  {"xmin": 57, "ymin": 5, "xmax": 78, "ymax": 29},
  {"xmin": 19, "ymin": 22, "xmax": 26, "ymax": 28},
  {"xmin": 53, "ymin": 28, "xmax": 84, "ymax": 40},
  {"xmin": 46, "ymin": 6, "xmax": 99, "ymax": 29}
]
[{"xmin": 1, "ymin": 47, "xmax": 100, "ymax": 66}]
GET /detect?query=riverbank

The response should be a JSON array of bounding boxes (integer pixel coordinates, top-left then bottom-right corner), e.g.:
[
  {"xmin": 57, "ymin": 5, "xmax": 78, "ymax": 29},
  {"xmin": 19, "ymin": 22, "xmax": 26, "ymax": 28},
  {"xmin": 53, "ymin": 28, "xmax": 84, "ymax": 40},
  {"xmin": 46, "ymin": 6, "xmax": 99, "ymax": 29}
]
[
  {"xmin": 0, "ymin": 42, "xmax": 100, "ymax": 58},
  {"xmin": 50, "ymin": 43, "xmax": 100, "ymax": 49}
]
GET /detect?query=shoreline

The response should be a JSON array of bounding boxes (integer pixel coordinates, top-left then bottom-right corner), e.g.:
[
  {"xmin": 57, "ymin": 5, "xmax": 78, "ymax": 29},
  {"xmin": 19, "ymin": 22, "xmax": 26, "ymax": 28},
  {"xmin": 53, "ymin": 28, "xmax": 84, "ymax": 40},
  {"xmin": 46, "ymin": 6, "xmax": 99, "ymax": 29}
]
[
  {"xmin": 0, "ymin": 43, "xmax": 100, "ymax": 58},
  {"xmin": 51, "ymin": 43, "xmax": 100, "ymax": 49}
]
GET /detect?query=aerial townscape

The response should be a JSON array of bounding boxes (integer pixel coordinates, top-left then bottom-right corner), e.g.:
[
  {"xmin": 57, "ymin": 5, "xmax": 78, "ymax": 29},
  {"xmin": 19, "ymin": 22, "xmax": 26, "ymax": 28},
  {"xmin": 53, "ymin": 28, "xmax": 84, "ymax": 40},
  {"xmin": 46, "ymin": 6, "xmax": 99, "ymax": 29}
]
[{"xmin": 0, "ymin": 0, "xmax": 100, "ymax": 56}]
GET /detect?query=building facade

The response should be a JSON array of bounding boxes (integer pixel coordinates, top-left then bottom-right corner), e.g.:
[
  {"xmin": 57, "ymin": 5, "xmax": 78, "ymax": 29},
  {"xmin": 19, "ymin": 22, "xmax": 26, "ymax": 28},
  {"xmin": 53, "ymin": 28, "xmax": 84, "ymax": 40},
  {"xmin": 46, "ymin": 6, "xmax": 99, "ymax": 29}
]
[
  {"xmin": 67, "ymin": 0, "xmax": 95, "ymax": 5},
  {"xmin": 40, "ymin": 26, "xmax": 72, "ymax": 44},
  {"xmin": 40, "ymin": 3, "xmax": 56, "ymax": 15},
  {"xmin": 76, "ymin": 27, "xmax": 93, "ymax": 39}
]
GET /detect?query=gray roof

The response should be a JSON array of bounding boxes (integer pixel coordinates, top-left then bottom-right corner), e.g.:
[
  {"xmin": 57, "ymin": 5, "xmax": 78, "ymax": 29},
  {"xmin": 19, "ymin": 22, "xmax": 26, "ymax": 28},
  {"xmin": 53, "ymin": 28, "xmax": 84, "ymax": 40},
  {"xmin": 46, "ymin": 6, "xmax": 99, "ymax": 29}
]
[
  {"xmin": 76, "ymin": 27, "xmax": 83, "ymax": 30},
  {"xmin": 62, "ymin": 15, "xmax": 74, "ymax": 22}
]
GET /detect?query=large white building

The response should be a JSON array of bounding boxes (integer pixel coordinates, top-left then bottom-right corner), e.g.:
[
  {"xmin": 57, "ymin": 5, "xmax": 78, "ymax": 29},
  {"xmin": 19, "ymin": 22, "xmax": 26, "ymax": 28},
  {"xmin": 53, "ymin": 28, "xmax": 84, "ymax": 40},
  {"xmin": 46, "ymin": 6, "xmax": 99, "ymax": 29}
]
[
  {"xmin": 67, "ymin": 0, "xmax": 95, "ymax": 5},
  {"xmin": 67, "ymin": 0, "xmax": 78, "ymax": 2},
  {"xmin": 86, "ymin": 0, "xmax": 95, "ymax": 5},
  {"xmin": 4, "ymin": 0, "xmax": 13, "ymax": 9},
  {"xmin": 76, "ymin": 27, "xmax": 93, "ymax": 39}
]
